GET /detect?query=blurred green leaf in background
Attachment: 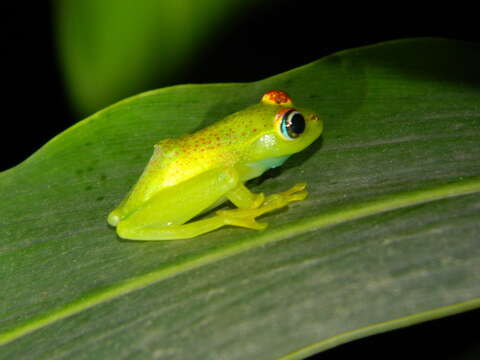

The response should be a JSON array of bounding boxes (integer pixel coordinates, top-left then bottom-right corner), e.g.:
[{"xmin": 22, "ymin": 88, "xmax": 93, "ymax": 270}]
[{"xmin": 55, "ymin": 0, "xmax": 248, "ymax": 115}]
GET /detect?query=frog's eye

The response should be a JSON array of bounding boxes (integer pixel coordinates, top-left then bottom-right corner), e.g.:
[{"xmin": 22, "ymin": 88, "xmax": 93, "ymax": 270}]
[{"xmin": 278, "ymin": 109, "xmax": 305, "ymax": 140}]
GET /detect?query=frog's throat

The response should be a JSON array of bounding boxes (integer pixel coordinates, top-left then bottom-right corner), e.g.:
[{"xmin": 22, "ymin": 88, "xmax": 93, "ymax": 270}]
[{"xmin": 240, "ymin": 155, "xmax": 291, "ymax": 182}]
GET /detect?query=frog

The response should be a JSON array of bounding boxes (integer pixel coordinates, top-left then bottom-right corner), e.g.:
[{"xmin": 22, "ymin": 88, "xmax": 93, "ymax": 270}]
[{"xmin": 107, "ymin": 90, "xmax": 323, "ymax": 240}]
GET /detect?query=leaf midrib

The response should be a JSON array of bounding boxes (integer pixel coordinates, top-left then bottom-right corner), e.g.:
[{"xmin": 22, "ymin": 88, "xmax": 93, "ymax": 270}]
[{"xmin": 1, "ymin": 176, "xmax": 479, "ymax": 346}]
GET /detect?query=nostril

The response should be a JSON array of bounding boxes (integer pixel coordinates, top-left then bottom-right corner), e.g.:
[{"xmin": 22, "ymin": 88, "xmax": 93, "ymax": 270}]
[{"xmin": 311, "ymin": 115, "xmax": 319, "ymax": 121}]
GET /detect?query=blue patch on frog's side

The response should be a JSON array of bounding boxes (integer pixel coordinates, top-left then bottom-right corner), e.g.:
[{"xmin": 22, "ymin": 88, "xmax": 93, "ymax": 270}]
[
  {"xmin": 258, "ymin": 155, "xmax": 291, "ymax": 169},
  {"xmin": 241, "ymin": 155, "xmax": 291, "ymax": 182}
]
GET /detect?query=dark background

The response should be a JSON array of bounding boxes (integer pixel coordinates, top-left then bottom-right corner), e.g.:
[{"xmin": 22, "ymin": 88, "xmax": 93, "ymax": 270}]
[
  {"xmin": 2, "ymin": 2, "xmax": 479, "ymax": 358},
  {"xmin": 2, "ymin": 2, "xmax": 479, "ymax": 172}
]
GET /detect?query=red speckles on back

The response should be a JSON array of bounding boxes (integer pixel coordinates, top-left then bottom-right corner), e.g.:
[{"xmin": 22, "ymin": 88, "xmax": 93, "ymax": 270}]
[{"xmin": 261, "ymin": 90, "xmax": 293, "ymax": 106}]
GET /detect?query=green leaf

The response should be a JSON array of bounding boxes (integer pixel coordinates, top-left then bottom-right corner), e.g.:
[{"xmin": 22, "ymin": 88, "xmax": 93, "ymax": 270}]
[
  {"xmin": 1, "ymin": 38, "xmax": 479, "ymax": 359},
  {"xmin": 55, "ymin": 0, "xmax": 247, "ymax": 115}
]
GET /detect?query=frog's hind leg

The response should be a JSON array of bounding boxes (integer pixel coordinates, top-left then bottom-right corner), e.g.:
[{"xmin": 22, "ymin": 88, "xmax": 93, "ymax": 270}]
[
  {"xmin": 115, "ymin": 167, "xmax": 243, "ymax": 241},
  {"xmin": 115, "ymin": 168, "xmax": 307, "ymax": 241},
  {"xmin": 118, "ymin": 215, "xmax": 261, "ymax": 241},
  {"xmin": 152, "ymin": 182, "xmax": 309, "ymax": 239}
]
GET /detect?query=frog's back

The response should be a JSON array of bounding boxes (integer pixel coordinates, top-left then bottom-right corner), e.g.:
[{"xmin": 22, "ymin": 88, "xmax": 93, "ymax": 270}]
[
  {"xmin": 151, "ymin": 134, "xmax": 239, "ymax": 188},
  {"xmin": 121, "ymin": 130, "xmax": 239, "ymax": 212},
  {"xmin": 116, "ymin": 106, "xmax": 277, "ymax": 216}
]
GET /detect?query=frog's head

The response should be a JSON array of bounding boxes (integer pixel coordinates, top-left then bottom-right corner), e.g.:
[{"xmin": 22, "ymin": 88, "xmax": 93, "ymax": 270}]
[{"xmin": 245, "ymin": 90, "xmax": 323, "ymax": 161}]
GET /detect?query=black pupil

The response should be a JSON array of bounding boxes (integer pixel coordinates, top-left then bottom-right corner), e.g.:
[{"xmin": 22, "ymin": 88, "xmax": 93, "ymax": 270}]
[{"xmin": 288, "ymin": 112, "xmax": 305, "ymax": 136}]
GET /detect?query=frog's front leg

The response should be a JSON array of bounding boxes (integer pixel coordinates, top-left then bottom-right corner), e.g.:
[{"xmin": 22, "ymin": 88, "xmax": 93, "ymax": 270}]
[{"xmin": 216, "ymin": 183, "xmax": 308, "ymax": 230}]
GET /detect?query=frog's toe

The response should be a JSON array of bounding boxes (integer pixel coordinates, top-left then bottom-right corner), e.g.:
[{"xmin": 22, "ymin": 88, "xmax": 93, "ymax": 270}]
[
  {"xmin": 286, "ymin": 182, "xmax": 307, "ymax": 194},
  {"xmin": 264, "ymin": 183, "xmax": 308, "ymax": 207},
  {"xmin": 285, "ymin": 189, "xmax": 308, "ymax": 202},
  {"xmin": 283, "ymin": 183, "xmax": 308, "ymax": 202},
  {"xmin": 107, "ymin": 211, "xmax": 121, "ymax": 226}
]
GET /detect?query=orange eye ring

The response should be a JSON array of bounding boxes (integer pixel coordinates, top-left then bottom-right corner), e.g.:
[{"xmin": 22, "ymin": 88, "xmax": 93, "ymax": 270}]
[{"xmin": 275, "ymin": 108, "xmax": 305, "ymax": 140}]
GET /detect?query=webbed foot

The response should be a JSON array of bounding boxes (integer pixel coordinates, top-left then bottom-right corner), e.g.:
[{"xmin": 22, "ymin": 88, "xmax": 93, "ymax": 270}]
[{"xmin": 216, "ymin": 183, "xmax": 308, "ymax": 230}]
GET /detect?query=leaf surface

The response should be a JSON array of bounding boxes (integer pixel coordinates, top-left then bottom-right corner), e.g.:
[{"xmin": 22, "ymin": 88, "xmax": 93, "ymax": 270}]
[{"xmin": 1, "ymin": 38, "xmax": 479, "ymax": 359}]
